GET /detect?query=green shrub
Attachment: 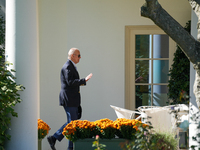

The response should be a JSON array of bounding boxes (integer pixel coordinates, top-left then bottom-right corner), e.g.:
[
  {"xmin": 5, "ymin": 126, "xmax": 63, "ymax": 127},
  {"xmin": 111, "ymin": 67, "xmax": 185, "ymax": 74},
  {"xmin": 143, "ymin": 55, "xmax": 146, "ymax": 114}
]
[
  {"xmin": 120, "ymin": 128, "xmax": 178, "ymax": 150},
  {"xmin": 148, "ymin": 130, "xmax": 178, "ymax": 150},
  {"xmin": 168, "ymin": 21, "xmax": 190, "ymax": 105},
  {"xmin": 0, "ymin": 8, "xmax": 25, "ymax": 150},
  {"xmin": 0, "ymin": 58, "xmax": 25, "ymax": 149}
]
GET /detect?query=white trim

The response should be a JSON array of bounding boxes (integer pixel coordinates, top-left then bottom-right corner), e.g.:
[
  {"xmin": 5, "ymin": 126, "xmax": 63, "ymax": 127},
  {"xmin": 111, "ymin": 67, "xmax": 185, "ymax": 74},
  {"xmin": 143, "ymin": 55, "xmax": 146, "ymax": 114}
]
[{"xmin": 125, "ymin": 25, "xmax": 176, "ymax": 110}]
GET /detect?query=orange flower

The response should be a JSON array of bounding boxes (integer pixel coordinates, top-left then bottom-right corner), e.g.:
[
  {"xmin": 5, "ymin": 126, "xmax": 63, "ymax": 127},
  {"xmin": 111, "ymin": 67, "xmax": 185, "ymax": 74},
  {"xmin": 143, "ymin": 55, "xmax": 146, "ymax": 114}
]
[
  {"xmin": 62, "ymin": 118, "xmax": 149, "ymax": 141},
  {"xmin": 38, "ymin": 119, "xmax": 51, "ymax": 140}
]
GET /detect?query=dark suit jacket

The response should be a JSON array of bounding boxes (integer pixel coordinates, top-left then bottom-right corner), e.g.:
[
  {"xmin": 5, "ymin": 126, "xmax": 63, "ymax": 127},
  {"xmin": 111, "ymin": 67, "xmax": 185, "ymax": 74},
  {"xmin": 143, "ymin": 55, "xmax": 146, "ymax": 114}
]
[{"xmin": 59, "ymin": 60, "xmax": 86, "ymax": 107}]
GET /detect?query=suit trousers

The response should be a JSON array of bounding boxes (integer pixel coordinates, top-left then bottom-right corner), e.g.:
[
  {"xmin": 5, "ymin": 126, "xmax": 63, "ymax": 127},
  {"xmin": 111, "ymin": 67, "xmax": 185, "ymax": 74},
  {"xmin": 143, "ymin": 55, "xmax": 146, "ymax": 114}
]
[{"xmin": 53, "ymin": 106, "xmax": 78, "ymax": 149}]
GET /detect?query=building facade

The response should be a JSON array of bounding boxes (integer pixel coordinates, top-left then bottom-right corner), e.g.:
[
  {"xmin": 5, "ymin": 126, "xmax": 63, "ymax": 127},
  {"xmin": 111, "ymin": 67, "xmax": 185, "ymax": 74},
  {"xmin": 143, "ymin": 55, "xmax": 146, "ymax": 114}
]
[{"xmin": 5, "ymin": 0, "xmax": 195, "ymax": 149}]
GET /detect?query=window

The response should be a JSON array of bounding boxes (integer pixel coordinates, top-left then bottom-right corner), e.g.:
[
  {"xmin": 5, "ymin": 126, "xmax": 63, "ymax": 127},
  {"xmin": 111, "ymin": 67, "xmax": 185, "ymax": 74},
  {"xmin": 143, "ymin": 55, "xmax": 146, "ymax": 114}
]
[{"xmin": 125, "ymin": 26, "xmax": 176, "ymax": 110}]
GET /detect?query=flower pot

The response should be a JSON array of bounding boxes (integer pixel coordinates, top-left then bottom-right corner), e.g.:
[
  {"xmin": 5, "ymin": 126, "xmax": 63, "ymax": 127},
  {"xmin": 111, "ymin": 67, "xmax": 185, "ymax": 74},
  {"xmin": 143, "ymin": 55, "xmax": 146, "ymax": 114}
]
[
  {"xmin": 74, "ymin": 138, "xmax": 127, "ymax": 150},
  {"xmin": 38, "ymin": 139, "xmax": 42, "ymax": 150}
]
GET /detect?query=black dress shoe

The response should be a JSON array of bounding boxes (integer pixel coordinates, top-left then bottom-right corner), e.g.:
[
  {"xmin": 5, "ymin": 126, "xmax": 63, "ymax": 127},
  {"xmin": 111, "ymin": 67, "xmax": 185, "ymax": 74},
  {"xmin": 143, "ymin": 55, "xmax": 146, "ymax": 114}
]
[
  {"xmin": 47, "ymin": 136, "xmax": 56, "ymax": 150},
  {"xmin": 67, "ymin": 148, "xmax": 73, "ymax": 150}
]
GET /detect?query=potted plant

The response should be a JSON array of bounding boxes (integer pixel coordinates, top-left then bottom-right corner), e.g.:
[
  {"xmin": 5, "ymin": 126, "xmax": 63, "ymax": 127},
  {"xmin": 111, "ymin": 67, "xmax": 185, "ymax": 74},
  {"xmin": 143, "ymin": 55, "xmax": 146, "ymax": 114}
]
[
  {"xmin": 38, "ymin": 119, "xmax": 51, "ymax": 150},
  {"xmin": 62, "ymin": 118, "xmax": 149, "ymax": 150}
]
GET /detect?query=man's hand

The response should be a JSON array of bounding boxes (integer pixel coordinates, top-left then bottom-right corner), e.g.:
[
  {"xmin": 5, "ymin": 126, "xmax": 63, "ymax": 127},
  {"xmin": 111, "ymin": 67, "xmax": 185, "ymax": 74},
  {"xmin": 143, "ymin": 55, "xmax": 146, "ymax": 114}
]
[{"xmin": 85, "ymin": 73, "xmax": 93, "ymax": 82}]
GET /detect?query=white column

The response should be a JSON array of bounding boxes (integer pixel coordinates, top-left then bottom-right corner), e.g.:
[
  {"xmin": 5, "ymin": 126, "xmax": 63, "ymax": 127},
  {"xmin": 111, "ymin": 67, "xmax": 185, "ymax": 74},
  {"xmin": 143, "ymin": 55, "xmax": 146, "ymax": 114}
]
[
  {"xmin": 5, "ymin": 0, "xmax": 39, "ymax": 150},
  {"xmin": 189, "ymin": 10, "xmax": 200, "ymax": 149}
]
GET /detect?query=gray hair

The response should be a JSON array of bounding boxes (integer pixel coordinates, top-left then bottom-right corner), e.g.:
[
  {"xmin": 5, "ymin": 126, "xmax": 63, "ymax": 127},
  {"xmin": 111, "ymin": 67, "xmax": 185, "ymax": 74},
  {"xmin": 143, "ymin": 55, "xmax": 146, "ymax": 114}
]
[{"xmin": 68, "ymin": 48, "xmax": 79, "ymax": 59}]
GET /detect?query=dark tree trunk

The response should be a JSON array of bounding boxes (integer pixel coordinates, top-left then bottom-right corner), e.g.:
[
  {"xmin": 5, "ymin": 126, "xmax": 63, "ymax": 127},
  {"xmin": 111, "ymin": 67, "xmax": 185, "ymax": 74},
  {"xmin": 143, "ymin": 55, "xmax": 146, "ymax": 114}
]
[{"xmin": 141, "ymin": 0, "xmax": 200, "ymax": 109}]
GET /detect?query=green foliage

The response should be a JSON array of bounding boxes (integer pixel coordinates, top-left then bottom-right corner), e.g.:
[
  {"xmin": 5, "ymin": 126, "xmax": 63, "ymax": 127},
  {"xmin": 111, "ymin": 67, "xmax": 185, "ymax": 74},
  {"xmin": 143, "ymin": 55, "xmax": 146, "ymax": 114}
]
[
  {"xmin": 168, "ymin": 21, "xmax": 191, "ymax": 105},
  {"xmin": 121, "ymin": 128, "xmax": 178, "ymax": 150},
  {"xmin": 38, "ymin": 129, "xmax": 48, "ymax": 140},
  {"xmin": 0, "ymin": 59, "xmax": 25, "ymax": 149},
  {"xmin": 0, "ymin": 9, "xmax": 25, "ymax": 150},
  {"xmin": 0, "ymin": 11, "xmax": 5, "ymax": 65},
  {"xmin": 92, "ymin": 135, "xmax": 106, "ymax": 150},
  {"xmin": 130, "ymin": 126, "xmax": 151, "ymax": 150},
  {"xmin": 190, "ymin": 107, "xmax": 200, "ymax": 150},
  {"xmin": 95, "ymin": 126, "xmax": 116, "ymax": 139},
  {"xmin": 117, "ymin": 125, "xmax": 137, "ymax": 140},
  {"xmin": 148, "ymin": 130, "xmax": 178, "ymax": 150}
]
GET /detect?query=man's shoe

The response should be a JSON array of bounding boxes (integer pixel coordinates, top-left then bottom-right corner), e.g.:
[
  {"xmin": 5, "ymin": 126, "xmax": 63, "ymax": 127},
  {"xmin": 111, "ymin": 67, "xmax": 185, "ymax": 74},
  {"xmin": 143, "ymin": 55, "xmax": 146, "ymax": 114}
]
[
  {"xmin": 47, "ymin": 136, "xmax": 56, "ymax": 150},
  {"xmin": 68, "ymin": 148, "xmax": 73, "ymax": 150}
]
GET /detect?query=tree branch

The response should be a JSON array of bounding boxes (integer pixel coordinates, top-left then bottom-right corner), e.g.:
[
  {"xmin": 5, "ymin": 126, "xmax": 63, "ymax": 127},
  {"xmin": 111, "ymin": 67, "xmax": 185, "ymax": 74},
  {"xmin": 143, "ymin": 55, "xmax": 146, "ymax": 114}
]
[{"xmin": 141, "ymin": 0, "xmax": 200, "ymax": 69}]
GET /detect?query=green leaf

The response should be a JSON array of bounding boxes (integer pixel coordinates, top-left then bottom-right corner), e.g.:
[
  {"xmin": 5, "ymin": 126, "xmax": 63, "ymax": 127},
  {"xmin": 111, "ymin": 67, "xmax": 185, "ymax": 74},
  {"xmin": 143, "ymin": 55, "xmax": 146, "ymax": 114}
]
[{"xmin": 0, "ymin": 12, "xmax": 24, "ymax": 148}]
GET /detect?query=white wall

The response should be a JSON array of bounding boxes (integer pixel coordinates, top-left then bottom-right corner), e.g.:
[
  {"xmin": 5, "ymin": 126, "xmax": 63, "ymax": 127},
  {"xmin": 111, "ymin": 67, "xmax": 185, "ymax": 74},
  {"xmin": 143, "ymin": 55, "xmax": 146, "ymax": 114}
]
[
  {"xmin": 39, "ymin": 0, "xmax": 191, "ymax": 149},
  {"xmin": 38, "ymin": 0, "xmax": 68, "ymax": 149}
]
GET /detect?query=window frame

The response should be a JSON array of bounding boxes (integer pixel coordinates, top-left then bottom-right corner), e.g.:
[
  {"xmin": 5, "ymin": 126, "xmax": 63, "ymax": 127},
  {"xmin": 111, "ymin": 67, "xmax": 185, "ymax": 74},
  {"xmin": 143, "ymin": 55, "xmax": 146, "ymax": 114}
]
[{"xmin": 125, "ymin": 25, "xmax": 176, "ymax": 110}]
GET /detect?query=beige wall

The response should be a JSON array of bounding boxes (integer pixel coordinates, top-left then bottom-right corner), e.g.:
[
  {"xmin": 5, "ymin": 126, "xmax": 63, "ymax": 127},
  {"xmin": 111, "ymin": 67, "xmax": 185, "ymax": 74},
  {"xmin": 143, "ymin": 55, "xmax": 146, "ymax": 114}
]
[{"xmin": 38, "ymin": 0, "xmax": 191, "ymax": 149}]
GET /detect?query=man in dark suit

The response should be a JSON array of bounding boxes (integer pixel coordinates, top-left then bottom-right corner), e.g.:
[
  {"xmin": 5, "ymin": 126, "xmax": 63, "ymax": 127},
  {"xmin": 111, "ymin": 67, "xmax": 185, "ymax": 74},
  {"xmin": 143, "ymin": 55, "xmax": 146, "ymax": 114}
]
[{"xmin": 47, "ymin": 48, "xmax": 93, "ymax": 150}]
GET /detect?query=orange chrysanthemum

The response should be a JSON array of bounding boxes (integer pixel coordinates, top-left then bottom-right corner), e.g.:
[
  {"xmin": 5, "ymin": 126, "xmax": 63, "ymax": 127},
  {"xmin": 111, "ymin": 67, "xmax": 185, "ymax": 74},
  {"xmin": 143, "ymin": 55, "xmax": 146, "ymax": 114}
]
[
  {"xmin": 38, "ymin": 119, "xmax": 51, "ymax": 140},
  {"xmin": 62, "ymin": 118, "xmax": 149, "ymax": 141}
]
